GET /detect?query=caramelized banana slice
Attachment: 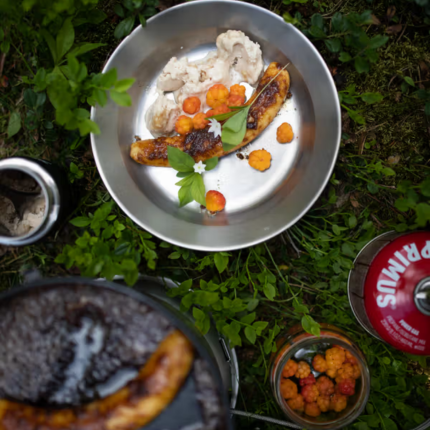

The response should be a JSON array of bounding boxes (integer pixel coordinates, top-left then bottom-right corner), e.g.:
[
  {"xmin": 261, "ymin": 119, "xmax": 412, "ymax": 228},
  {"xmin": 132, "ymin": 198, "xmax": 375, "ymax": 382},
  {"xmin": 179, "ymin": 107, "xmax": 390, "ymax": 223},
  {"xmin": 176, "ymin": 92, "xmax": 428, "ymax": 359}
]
[
  {"xmin": 0, "ymin": 330, "xmax": 194, "ymax": 430},
  {"xmin": 130, "ymin": 62, "xmax": 290, "ymax": 167}
]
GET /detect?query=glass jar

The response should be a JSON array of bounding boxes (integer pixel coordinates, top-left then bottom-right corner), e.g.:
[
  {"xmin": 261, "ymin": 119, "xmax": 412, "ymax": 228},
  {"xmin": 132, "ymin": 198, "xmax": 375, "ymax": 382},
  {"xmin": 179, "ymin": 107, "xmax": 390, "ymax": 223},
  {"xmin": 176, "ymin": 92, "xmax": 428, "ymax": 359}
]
[{"xmin": 270, "ymin": 323, "xmax": 370, "ymax": 430}]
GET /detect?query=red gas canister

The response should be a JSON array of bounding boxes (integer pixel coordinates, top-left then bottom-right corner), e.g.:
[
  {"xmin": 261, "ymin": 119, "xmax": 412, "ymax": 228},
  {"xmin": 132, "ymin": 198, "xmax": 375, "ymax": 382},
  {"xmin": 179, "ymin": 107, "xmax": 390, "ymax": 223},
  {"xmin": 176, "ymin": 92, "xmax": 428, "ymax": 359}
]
[{"xmin": 348, "ymin": 231, "xmax": 430, "ymax": 355}]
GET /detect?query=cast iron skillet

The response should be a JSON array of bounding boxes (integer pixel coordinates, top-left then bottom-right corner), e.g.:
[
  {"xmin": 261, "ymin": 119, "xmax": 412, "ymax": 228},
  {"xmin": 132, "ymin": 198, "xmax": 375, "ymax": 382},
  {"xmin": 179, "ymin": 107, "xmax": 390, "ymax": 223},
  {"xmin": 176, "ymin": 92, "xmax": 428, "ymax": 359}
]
[{"xmin": 0, "ymin": 277, "xmax": 233, "ymax": 430}]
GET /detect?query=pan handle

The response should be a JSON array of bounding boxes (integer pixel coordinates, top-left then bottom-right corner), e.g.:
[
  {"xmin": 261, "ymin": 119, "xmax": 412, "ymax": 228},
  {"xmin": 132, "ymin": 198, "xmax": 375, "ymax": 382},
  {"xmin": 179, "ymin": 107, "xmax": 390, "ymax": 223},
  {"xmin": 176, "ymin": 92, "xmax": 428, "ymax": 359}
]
[{"xmin": 230, "ymin": 409, "xmax": 301, "ymax": 429}]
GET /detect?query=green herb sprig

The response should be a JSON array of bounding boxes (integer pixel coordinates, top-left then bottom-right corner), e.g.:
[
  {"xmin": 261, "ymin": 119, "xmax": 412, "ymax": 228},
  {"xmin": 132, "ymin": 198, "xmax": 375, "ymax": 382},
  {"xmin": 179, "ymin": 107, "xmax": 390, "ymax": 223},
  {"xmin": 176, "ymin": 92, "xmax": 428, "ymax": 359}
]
[
  {"xmin": 208, "ymin": 63, "xmax": 290, "ymax": 152},
  {"xmin": 167, "ymin": 147, "xmax": 219, "ymax": 207}
]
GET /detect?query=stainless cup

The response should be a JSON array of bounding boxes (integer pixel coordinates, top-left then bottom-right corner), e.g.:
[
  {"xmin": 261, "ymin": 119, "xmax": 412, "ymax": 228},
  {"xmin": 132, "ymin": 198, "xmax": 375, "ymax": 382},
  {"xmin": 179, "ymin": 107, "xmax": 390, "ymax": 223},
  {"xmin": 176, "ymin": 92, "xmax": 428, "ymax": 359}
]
[{"xmin": 0, "ymin": 157, "xmax": 70, "ymax": 246}]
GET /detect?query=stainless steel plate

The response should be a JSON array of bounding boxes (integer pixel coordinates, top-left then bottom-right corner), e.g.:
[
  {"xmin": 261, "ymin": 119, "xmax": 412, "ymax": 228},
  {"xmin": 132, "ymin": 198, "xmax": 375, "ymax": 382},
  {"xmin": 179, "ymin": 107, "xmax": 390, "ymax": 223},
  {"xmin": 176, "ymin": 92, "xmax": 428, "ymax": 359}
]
[{"xmin": 91, "ymin": 0, "xmax": 341, "ymax": 251}]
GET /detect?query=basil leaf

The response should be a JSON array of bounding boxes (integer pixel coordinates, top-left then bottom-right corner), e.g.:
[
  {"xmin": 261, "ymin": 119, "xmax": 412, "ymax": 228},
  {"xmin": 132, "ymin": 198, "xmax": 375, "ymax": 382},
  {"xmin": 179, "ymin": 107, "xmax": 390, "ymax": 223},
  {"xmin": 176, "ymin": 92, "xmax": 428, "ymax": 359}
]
[
  {"xmin": 204, "ymin": 157, "xmax": 219, "ymax": 171},
  {"xmin": 191, "ymin": 173, "xmax": 206, "ymax": 206},
  {"xmin": 178, "ymin": 185, "xmax": 194, "ymax": 207},
  {"xmin": 176, "ymin": 171, "xmax": 193, "ymax": 178},
  {"xmin": 208, "ymin": 111, "xmax": 238, "ymax": 121},
  {"xmin": 221, "ymin": 122, "xmax": 247, "ymax": 151},
  {"xmin": 223, "ymin": 107, "xmax": 249, "ymax": 133},
  {"xmin": 167, "ymin": 146, "xmax": 195, "ymax": 172},
  {"xmin": 176, "ymin": 173, "xmax": 198, "ymax": 187}
]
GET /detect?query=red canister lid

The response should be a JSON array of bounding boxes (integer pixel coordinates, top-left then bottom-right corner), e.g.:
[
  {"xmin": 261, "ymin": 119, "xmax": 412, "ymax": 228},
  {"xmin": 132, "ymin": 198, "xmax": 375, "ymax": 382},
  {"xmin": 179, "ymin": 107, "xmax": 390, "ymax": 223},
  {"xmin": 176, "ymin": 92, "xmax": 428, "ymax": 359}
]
[{"xmin": 364, "ymin": 231, "xmax": 430, "ymax": 355}]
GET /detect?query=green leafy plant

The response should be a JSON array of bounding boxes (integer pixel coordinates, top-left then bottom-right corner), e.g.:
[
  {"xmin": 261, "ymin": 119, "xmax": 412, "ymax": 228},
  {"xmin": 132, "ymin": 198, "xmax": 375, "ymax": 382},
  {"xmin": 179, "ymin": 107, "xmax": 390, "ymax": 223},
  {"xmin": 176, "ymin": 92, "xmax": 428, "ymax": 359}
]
[
  {"xmin": 338, "ymin": 85, "xmax": 384, "ymax": 124},
  {"xmin": 55, "ymin": 201, "xmax": 158, "ymax": 283},
  {"xmin": 113, "ymin": 0, "xmax": 159, "ymax": 38},
  {"xmin": 288, "ymin": 11, "xmax": 389, "ymax": 74},
  {"xmin": 165, "ymin": 245, "xmax": 319, "ymax": 349},
  {"xmin": 167, "ymin": 147, "xmax": 218, "ymax": 207},
  {"xmin": 394, "ymin": 177, "xmax": 430, "ymax": 230}
]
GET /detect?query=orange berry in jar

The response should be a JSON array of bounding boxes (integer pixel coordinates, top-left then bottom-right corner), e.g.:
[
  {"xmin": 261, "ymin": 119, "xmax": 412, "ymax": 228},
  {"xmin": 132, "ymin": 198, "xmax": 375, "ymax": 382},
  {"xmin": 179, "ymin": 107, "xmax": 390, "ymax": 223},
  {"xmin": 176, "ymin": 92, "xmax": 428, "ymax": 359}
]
[
  {"xmin": 175, "ymin": 115, "xmax": 194, "ymax": 135},
  {"xmin": 280, "ymin": 379, "xmax": 298, "ymax": 400},
  {"xmin": 277, "ymin": 122, "xmax": 294, "ymax": 143},
  {"xmin": 301, "ymin": 384, "xmax": 319, "ymax": 403},
  {"xmin": 206, "ymin": 84, "xmax": 229, "ymax": 108},
  {"xmin": 227, "ymin": 94, "xmax": 245, "ymax": 107},
  {"xmin": 192, "ymin": 112, "xmax": 209, "ymax": 130},
  {"xmin": 248, "ymin": 149, "xmax": 272, "ymax": 172},
  {"xmin": 326, "ymin": 368, "xmax": 338, "ymax": 379},
  {"xmin": 329, "ymin": 393, "xmax": 348, "ymax": 412},
  {"xmin": 206, "ymin": 190, "xmax": 226, "ymax": 213},
  {"xmin": 304, "ymin": 402, "xmax": 321, "ymax": 417},
  {"xmin": 344, "ymin": 350, "xmax": 357, "ymax": 365},
  {"xmin": 352, "ymin": 364, "xmax": 361, "ymax": 379},
  {"xmin": 317, "ymin": 395, "xmax": 331, "ymax": 412},
  {"xmin": 312, "ymin": 354, "xmax": 328, "ymax": 373},
  {"xmin": 230, "ymin": 84, "xmax": 246, "ymax": 97},
  {"xmin": 287, "ymin": 393, "xmax": 305, "ymax": 412},
  {"xmin": 294, "ymin": 361, "xmax": 311, "ymax": 379},
  {"xmin": 213, "ymin": 103, "xmax": 231, "ymax": 116},
  {"xmin": 183, "ymin": 96, "xmax": 201, "ymax": 115},
  {"xmin": 326, "ymin": 347, "xmax": 346, "ymax": 372},
  {"xmin": 282, "ymin": 359, "xmax": 298, "ymax": 378},
  {"xmin": 335, "ymin": 363, "xmax": 354, "ymax": 383},
  {"xmin": 316, "ymin": 376, "xmax": 334, "ymax": 397}
]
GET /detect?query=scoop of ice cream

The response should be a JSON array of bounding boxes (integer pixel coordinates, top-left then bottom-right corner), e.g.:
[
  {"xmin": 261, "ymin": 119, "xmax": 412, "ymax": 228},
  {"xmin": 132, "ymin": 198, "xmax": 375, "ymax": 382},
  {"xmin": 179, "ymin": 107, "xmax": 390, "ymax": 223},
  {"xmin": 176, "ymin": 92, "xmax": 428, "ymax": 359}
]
[
  {"xmin": 157, "ymin": 57, "xmax": 189, "ymax": 92},
  {"xmin": 149, "ymin": 30, "xmax": 264, "ymax": 137},
  {"xmin": 145, "ymin": 94, "xmax": 181, "ymax": 137},
  {"xmin": 216, "ymin": 30, "xmax": 264, "ymax": 85}
]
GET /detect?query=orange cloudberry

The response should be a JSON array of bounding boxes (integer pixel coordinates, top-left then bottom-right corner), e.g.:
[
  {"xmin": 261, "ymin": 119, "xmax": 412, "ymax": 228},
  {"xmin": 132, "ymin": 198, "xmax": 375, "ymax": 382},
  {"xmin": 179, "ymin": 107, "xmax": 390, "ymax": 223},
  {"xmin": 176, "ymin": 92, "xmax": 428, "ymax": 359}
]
[
  {"xmin": 213, "ymin": 103, "xmax": 230, "ymax": 116},
  {"xmin": 317, "ymin": 395, "xmax": 331, "ymax": 412},
  {"xmin": 206, "ymin": 191, "xmax": 226, "ymax": 212},
  {"xmin": 326, "ymin": 368, "xmax": 338, "ymax": 379},
  {"xmin": 329, "ymin": 394, "xmax": 348, "ymax": 412},
  {"xmin": 230, "ymin": 84, "xmax": 246, "ymax": 97},
  {"xmin": 280, "ymin": 378, "xmax": 298, "ymax": 400},
  {"xmin": 295, "ymin": 361, "xmax": 311, "ymax": 379},
  {"xmin": 282, "ymin": 359, "xmax": 298, "ymax": 378},
  {"xmin": 192, "ymin": 112, "xmax": 209, "ymax": 130},
  {"xmin": 352, "ymin": 364, "xmax": 361, "ymax": 379},
  {"xmin": 305, "ymin": 402, "xmax": 321, "ymax": 417},
  {"xmin": 175, "ymin": 115, "xmax": 193, "ymax": 135},
  {"xmin": 335, "ymin": 363, "xmax": 354, "ymax": 384},
  {"xmin": 206, "ymin": 84, "xmax": 229, "ymax": 108},
  {"xmin": 183, "ymin": 96, "xmax": 201, "ymax": 114},
  {"xmin": 344, "ymin": 350, "xmax": 357, "ymax": 365},
  {"xmin": 227, "ymin": 94, "xmax": 245, "ymax": 107},
  {"xmin": 312, "ymin": 354, "xmax": 328, "ymax": 373},
  {"xmin": 316, "ymin": 376, "xmax": 334, "ymax": 397},
  {"xmin": 287, "ymin": 394, "xmax": 305, "ymax": 412},
  {"xmin": 326, "ymin": 347, "xmax": 346, "ymax": 372},
  {"xmin": 276, "ymin": 122, "xmax": 294, "ymax": 143},
  {"xmin": 248, "ymin": 149, "xmax": 272, "ymax": 172}
]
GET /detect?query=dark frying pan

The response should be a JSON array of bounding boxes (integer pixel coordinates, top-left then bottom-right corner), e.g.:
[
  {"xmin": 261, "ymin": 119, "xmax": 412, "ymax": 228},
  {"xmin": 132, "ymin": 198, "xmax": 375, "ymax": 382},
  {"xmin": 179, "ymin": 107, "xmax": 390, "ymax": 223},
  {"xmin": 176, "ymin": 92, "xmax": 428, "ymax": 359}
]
[{"xmin": 0, "ymin": 277, "xmax": 234, "ymax": 430}]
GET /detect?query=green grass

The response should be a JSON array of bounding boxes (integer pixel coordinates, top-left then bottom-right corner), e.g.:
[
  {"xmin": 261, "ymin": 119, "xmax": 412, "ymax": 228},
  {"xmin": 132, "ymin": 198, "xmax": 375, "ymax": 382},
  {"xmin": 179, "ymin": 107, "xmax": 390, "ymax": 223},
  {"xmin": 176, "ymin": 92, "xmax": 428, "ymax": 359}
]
[{"xmin": 1, "ymin": 0, "xmax": 430, "ymax": 429}]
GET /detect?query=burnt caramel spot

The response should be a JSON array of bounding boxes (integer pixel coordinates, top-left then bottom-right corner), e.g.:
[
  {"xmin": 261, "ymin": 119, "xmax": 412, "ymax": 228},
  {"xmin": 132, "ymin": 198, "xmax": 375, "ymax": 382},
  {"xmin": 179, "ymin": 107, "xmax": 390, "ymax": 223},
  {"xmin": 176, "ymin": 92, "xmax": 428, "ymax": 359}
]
[
  {"xmin": 183, "ymin": 128, "xmax": 222, "ymax": 157},
  {"xmin": 247, "ymin": 81, "xmax": 279, "ymax": 130}
]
